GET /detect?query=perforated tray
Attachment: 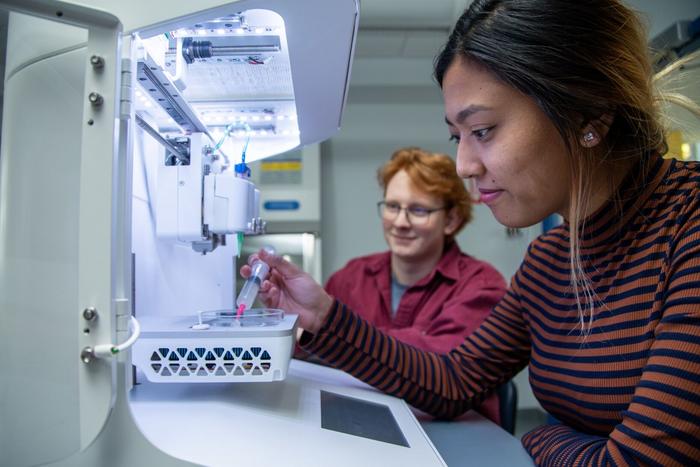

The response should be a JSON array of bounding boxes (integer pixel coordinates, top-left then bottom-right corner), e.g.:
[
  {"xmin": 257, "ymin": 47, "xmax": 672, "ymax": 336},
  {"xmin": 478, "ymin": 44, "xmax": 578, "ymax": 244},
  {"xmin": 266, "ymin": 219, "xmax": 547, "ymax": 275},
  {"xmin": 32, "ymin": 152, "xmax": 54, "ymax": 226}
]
[{"xmin": 132, "ymin": 311, "xmax": 297, "ymax": 383}]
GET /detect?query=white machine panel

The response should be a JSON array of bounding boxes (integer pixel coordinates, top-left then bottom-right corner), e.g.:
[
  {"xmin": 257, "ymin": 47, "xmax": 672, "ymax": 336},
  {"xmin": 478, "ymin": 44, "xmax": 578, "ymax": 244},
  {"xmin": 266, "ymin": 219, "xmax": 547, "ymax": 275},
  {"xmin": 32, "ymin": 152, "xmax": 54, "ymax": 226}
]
[
  {"xmin": 133, "ymin": 313, "xmax": 297, "ymax": 383},
  {"xmin": 203, "ymin": 172, "xmax": 261, "ymax": 234},
  {"xmin": 156, "ymin": 133, "xmax": 207, "ymax": 241}
]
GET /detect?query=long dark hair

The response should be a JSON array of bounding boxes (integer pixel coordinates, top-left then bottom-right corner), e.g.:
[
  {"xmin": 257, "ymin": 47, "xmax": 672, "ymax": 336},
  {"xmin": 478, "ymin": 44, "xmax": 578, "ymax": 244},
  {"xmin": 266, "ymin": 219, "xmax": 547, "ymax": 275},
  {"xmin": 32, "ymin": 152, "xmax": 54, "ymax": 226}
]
[{"xmin": 434, "ymin": 0, "xmax": 667, "ymax": 331}]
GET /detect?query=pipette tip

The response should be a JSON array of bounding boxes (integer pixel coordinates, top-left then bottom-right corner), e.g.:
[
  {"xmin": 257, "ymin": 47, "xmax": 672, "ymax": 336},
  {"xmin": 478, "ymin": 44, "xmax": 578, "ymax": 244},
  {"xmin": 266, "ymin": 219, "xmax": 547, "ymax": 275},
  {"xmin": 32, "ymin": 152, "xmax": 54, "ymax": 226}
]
[{"xmin": 236, "ymin": 304, "xmax": 246, "ymax": 318}]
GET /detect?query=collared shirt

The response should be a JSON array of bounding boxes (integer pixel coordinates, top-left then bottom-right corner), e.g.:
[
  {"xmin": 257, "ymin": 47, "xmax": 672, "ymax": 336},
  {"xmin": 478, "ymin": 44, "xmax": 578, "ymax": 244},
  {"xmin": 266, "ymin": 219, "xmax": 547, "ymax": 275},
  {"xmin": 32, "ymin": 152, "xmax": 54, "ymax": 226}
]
[{"xmin": 324, "ymin": 241, "xmax": 507, "ymax": 423}]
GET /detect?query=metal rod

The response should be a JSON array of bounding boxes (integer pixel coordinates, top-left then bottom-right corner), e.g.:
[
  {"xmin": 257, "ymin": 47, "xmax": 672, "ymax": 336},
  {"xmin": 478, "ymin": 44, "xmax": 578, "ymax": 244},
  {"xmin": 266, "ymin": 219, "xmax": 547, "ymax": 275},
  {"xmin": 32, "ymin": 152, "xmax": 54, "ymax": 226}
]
[
  {"xmin": 135, "ymin": 114, "xmax": 188, "ymax": 163},
  {"xmin": 210, "ymin": 45, "xmax": 280, "ymax": 54}
]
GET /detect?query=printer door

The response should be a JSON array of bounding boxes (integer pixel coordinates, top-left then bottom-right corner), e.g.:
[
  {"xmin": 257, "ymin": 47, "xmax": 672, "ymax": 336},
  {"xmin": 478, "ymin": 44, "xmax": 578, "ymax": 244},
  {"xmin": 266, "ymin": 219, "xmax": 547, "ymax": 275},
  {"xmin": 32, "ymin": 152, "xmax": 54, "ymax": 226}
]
[{"xmin": 0, "ymin": 6, "xmax": 122, "ymax": 466}]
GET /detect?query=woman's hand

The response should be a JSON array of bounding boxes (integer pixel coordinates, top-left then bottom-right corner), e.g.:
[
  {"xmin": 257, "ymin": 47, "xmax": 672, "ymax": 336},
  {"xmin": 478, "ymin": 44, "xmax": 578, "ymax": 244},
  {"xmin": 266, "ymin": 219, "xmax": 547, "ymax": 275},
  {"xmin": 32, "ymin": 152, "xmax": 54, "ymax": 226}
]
[{"xmin": 240, "ymin": 249, "xmax": 334, "ymax": 334}]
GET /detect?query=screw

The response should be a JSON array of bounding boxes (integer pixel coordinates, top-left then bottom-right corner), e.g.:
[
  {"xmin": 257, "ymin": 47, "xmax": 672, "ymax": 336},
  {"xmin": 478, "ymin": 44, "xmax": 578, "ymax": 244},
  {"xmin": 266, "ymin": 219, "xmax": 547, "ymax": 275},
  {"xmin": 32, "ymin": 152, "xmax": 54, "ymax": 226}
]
[
  {"xmin": 83, "ymin": 307, "xmax": 97, "ymax": 321},
  {"xmin": 80, "ymin": 347, "xmax": 95, "ymax": 364},
  {"xmin": 88, "ymin": 92, "xmax": 103, "ymax": 106},
  {"xmin": 89, "ymin": 55, "xmax": 104, "ymax": 69}
]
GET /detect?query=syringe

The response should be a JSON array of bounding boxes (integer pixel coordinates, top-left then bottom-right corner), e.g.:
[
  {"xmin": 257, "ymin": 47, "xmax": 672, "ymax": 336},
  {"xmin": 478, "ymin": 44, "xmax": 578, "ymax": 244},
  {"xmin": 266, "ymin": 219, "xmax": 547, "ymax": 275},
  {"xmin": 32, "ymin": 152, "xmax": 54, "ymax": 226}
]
[{"xmin": 236, "ymin": 246, "xmax": 275, "ymax": 315}]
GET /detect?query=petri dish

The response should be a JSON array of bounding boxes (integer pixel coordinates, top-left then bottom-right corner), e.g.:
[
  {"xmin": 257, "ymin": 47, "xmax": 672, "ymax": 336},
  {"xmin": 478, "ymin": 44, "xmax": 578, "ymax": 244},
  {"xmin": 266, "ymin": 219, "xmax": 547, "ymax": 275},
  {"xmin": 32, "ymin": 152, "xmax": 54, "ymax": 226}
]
[{"xmin": 195, "ymin": 308, "xmax": 284, "ymax": 328}]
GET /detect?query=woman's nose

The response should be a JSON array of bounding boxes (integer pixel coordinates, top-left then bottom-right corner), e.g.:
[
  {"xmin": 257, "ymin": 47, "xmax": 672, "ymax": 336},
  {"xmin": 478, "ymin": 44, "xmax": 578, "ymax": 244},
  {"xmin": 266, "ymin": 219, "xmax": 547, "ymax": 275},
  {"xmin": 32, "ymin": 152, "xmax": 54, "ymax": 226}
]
[{"xmin": 456, "ymin": 142, "xmax": 484, "ymax": 179}]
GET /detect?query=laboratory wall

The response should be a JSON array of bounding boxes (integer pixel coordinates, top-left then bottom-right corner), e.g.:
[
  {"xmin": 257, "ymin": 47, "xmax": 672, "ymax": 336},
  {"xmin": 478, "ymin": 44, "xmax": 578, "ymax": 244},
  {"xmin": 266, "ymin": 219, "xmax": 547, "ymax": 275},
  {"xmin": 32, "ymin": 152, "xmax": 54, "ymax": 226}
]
[{"xmin": 629, "ymin": 0, "xmax": 700, "ymax": 37}]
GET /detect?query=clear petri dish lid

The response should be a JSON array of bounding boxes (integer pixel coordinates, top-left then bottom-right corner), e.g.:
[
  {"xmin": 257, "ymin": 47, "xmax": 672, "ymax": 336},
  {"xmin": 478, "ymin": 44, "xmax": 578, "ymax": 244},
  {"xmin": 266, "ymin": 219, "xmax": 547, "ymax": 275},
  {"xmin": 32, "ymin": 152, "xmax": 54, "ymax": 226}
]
[{"xmin": 193, "ymin": 308, "xmax": 284, "ymax": 329}]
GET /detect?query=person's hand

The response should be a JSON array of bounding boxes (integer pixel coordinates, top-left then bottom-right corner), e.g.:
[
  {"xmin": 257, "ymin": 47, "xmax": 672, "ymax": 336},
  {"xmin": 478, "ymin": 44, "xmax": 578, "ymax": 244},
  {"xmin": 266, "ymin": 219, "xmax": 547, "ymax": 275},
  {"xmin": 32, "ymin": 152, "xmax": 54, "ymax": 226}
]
[{"xmin": 240, "ymin": 249, "xmax": 334, "ymax": 334}]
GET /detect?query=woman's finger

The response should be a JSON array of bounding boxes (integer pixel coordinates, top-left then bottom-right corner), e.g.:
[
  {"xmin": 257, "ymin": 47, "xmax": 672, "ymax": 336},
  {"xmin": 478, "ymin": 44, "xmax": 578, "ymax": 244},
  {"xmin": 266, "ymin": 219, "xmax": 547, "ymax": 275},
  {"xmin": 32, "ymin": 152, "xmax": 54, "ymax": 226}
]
[
  {"xmin": 247, "ymin": 253, "xmax": 261, "ymax": 266},
  {"xmin": 259, "ymin": 249, "xmax": 301, "ymax": 277}
]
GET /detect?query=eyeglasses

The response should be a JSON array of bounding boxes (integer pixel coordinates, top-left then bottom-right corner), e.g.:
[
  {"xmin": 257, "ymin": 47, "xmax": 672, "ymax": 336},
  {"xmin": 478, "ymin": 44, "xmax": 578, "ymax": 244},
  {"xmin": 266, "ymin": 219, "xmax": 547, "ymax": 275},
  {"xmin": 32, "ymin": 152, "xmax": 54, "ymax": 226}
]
[{"xmin": 377, "ymin": 201, "xmax": 446, "ymax": 225}]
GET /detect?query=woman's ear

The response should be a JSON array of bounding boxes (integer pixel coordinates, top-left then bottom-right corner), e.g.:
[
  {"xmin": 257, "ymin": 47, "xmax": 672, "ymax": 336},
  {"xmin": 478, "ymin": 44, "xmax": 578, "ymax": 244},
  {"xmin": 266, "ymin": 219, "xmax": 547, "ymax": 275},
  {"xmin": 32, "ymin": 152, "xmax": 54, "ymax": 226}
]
[
  {"xmin": 443, "ymin": 207, "xmax": 462, "ymax": 236},
  {"xmin": 580, "ymin": 112, "xmax": 614, "ymax": 148}
]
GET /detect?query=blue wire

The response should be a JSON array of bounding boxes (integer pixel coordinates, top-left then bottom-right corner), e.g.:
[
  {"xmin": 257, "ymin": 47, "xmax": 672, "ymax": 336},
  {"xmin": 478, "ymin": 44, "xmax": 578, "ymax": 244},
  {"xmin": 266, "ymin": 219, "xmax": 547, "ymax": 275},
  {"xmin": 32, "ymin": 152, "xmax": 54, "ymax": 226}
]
[
  {"xmin": 216, "ymin": 122, "xmax": 251, "ymax": 176},
  {"xmin": 214, "ymin": 122, "xmax": 250, "ymax": 155},
  {"xmin": 241, "ymin": 133, "xmax": 250, "ymax": 164}
]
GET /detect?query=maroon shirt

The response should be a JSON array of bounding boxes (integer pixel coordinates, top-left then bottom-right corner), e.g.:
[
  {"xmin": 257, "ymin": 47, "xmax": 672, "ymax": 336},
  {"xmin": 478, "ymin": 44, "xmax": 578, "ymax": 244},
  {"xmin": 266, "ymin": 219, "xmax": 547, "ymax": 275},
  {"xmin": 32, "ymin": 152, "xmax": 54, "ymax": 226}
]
[{"xmin": 324, "ymin": 241, "xmax": 507, "ymax": 423}]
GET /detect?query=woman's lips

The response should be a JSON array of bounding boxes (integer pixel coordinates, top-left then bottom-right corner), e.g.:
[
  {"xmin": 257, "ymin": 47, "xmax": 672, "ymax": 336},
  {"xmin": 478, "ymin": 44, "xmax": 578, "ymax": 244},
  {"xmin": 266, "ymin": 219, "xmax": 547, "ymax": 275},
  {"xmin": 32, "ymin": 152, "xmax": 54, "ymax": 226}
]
[{"xmin": 479, "ymin": 188, "xmax": 504, "ymax": 204}]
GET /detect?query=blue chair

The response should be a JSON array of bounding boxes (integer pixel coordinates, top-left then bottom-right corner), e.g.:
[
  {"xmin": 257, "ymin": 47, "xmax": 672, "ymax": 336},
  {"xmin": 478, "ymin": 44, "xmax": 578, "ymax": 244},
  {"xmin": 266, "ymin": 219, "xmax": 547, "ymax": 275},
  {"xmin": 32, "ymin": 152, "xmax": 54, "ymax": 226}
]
[{"xmin": 497, "ymin": 380, "xmax": 518, "ymax": 435}]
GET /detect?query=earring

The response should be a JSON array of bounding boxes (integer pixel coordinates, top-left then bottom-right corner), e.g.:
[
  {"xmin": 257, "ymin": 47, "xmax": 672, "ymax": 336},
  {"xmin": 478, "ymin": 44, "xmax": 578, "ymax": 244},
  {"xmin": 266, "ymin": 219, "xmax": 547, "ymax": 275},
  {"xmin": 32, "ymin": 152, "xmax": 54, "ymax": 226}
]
[{"xmin": 583, "ymin": 132, "xmax": 596, "ymax": 143}]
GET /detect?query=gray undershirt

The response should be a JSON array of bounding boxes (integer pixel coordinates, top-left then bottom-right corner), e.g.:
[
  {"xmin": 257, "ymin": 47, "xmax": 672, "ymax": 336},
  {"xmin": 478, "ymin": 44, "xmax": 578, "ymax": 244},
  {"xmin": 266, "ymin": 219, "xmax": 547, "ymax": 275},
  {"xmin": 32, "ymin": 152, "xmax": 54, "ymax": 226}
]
[{"xmin": 391, "ymin": 275, "xmax": 409, "ymax": 317}]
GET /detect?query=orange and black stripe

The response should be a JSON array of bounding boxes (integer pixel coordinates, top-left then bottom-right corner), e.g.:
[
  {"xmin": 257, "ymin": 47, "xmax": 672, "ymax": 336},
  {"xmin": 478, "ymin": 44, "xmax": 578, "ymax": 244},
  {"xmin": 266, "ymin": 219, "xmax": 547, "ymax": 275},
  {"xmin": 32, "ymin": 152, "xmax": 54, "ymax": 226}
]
[{"xmin": 302, "ymin": 155, "xmax": 700, "ymax": 466}]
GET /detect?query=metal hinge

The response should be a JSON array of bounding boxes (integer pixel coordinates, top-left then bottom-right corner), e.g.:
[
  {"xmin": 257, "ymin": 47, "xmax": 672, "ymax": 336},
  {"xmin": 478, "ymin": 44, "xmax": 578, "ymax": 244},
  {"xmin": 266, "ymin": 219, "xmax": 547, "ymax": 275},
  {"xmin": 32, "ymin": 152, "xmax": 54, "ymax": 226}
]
[{"xmin": 119, "ymin": 57, "xmax": 132, "ymax": 119}]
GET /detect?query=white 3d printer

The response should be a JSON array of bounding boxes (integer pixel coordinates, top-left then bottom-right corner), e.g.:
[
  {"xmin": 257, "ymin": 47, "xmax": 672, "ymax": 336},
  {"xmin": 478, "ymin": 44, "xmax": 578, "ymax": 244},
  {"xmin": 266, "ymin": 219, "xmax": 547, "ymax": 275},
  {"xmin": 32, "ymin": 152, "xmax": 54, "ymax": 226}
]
[{"xmin": 0, "ymin": 1, "xmax": 446, "ymax": 466}]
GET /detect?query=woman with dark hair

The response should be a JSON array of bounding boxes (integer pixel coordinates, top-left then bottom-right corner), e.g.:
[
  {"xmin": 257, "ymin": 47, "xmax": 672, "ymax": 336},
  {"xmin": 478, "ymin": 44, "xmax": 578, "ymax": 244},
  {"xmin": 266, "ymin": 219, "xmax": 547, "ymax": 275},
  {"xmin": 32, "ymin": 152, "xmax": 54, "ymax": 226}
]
[{"xmin": 243, "ymin": 1, "xmax": 700, "ymax": 464}]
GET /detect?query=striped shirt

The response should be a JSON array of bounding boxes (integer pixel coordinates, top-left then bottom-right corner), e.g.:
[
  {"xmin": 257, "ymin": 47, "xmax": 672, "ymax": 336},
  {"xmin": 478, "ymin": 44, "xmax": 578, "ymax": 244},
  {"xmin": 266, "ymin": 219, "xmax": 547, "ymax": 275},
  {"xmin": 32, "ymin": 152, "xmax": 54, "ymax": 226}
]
[{"xmin": 301, "ymin": 156, "xmax": 700, "ymax": 466}]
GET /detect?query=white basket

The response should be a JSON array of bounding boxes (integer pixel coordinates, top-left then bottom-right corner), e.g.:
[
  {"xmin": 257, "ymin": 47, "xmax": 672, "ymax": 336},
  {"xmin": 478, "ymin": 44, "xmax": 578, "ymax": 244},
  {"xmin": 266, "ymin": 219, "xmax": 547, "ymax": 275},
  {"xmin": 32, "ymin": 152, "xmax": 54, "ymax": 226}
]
[{"xmin": 132, "ymin": 310, "xmax": 297, "ymax": 383}]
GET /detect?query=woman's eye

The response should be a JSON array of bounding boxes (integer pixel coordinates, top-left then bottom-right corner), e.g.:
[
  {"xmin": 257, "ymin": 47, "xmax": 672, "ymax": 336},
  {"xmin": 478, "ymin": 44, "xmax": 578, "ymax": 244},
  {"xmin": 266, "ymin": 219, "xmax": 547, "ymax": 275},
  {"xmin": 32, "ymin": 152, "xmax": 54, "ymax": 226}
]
[
  {"xmin": 448, "ymin": 134, "xmax": 460, "ymax": 144},
  {"xmin": 472, "ymin": 127, "xmax": 493, "ymax": 140}
]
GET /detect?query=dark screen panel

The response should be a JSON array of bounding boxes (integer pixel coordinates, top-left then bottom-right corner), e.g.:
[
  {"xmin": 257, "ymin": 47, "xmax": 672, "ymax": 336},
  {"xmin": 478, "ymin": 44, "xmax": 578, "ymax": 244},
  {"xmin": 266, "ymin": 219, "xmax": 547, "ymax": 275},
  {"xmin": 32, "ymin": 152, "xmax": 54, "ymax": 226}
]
[{"xmin": 320, "ymin": 390, "xmax": 410, "ymax": 448}]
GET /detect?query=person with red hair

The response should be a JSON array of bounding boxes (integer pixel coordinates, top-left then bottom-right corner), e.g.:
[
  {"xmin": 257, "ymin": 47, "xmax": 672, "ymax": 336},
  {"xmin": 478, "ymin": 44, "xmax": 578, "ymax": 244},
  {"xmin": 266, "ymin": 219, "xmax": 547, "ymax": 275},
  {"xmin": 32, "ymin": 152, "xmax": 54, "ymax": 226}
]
[{"xmin": 319, "ymin": 146, "xmax": 506, "ymax": 424}]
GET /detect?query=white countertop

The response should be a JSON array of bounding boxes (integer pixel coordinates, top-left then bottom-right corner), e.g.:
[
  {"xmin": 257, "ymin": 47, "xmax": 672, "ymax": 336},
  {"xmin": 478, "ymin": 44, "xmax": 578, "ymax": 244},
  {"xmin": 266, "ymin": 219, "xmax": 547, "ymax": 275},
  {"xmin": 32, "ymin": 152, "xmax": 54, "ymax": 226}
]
[{"xmin": 129, "ymin": 359, "xmax": 533, "ymax": 467}]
